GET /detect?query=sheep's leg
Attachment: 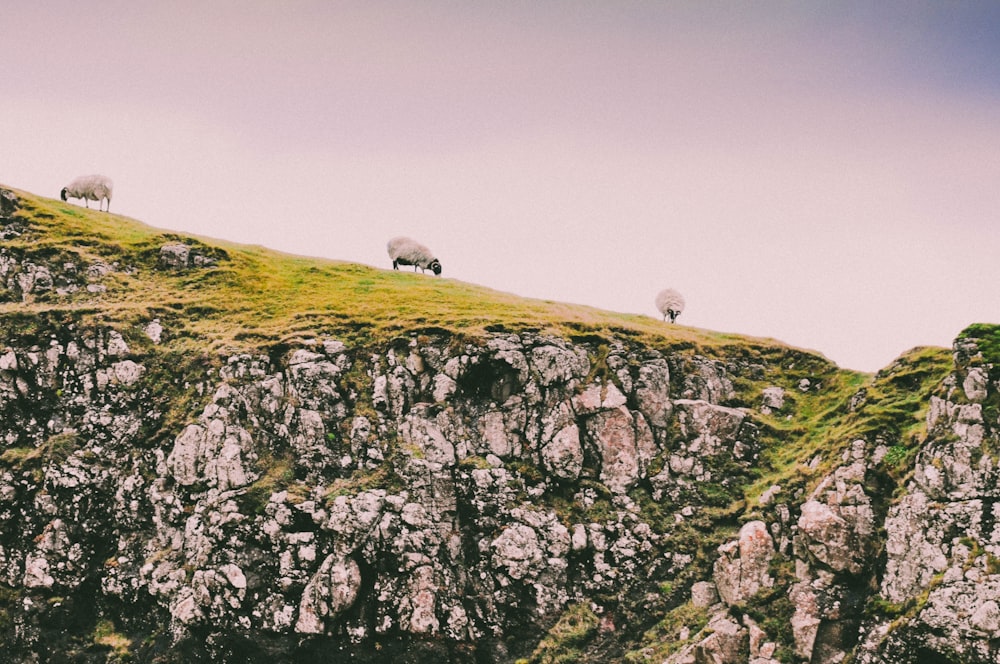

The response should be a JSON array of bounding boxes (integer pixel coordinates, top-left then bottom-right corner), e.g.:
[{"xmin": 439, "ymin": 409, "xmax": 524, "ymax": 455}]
[{"xmin": 392, "ymin": 260, "xmax": 399, "ymax": 270}]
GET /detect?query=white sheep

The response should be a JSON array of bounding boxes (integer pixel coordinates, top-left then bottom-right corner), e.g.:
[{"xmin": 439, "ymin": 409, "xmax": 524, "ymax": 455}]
[
  {"xmin": 387, "ymin": 236, "xmax": 442, "ymax": 275},
  {"xmin": 61, "ymin": 175, "xmax": 113, "ymax": 212},
  {"xmin": 655, "ymin": 288, "xmax": 685, "ymax": 323}
]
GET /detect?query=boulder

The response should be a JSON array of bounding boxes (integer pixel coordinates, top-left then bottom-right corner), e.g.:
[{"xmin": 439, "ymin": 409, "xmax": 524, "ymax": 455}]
[
  {"xmin": 760, "ymin": 386, "xmax": 785, "ymax": 414},
  {"xmin": 0, "ymin": 188, "xmax": 18, "ymax": 216},
  {"xmin": 585, "ymin": 406, "xmax": 640, "ymax": 493},
  {"xmin": 713, "ymin": 520, "xmax": 775, "ymax": 606},
  {"xmin": 542, "ymin": 423, "xmax": 584, "ymax": 481},
  {"xmin": 633, "ymin": 359, "xmax": 673, "ymax": 428},
  {"xmin": 295, "ymin": 555, "xmax": 362, "ymax": 633}
]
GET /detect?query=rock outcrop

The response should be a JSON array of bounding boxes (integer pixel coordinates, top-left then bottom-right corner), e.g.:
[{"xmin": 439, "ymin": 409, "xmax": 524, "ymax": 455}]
[
  {"xmin": 0, "ymin": 314, "xmax": 767, "ymax": 662},
  {"xmin": 0, "ymin": 185, "xmax": 997, "ymax": 663},
  {"xmin": 660, "ymin": 334, "xmax": 1000, "ymax": 664}
]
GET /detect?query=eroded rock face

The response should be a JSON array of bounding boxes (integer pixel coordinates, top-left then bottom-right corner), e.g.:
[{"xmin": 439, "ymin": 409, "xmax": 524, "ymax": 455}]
[
  {"xmin": 682, "ymin": 335, "xmax": 1000, "ymax": 664},
  {"xmin": 795, "ymin": 452, "xmax": 875, "ymax": 577},
  {"xmin": 850, "ymin": 340, "xmax": 1000, "ymax": 664},
  {"xmin": 0, "ymin": 325, "xmax": 770, "ymax": 661},
  {"xmin": 0, "ymin": 315, "xmax": 996, "ymax": 663}
]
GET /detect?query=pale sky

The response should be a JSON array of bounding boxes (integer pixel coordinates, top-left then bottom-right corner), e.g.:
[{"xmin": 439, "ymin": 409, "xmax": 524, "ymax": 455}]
[{"xmin": 3, "ymin": 1, "xmax": 999, "ymax": 372}]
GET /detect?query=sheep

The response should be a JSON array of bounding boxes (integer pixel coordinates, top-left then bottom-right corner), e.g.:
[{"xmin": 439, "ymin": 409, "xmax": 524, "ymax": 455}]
[
  {"xmin": 387, "ymin": 236, "xmax": 442, "ymax": 275},
  {"xmin": 655, "ymin": 288, "xmax": 685, "ymax": 323},
  {"xmin": 61, "ymin": 175, "xmax": 113, "ymax": 212}
]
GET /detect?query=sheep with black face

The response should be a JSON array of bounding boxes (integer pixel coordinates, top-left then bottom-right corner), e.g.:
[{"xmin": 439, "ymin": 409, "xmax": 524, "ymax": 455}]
[
  {"xmin": 655, "ymin": 288, "xmax": 685, "ymax": 323},
  {"xmin": 61, "ymin": 175, "xmax": 114, "ymax": 212},
  {"xmin": 387, "ymin": 236, "xmax": 442, "ymax": 275}
]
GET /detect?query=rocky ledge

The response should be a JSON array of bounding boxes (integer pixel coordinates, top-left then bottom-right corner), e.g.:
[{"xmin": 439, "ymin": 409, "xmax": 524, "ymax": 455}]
[{"xmin": 0, "ymin": 187, "xmax": 997, "ymax": 663}]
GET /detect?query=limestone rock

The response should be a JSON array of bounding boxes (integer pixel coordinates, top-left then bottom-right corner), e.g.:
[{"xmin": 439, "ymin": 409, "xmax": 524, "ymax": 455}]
[
  {"xmin": 571, "ymin": 381, "xmax": 627, "ymax": 415},
  {"xmin": 673, "ymin": 400, "xmax": 746, "ymax": 456},
  {"xmin": 159, "ymin": 243, "xmax": 218, "ymax": 269},
  {"xmin": 541, "ymin": 423, "xmax": 583, "ymax": 481},
  {"xmin": 0, "ymin": 309, "xmax": 996, "ymax": 663},
  {"xmin": 633, "ymin": 359, "xmax": 672, "ymax": 428},
  {"xmin": 0, "ymin": 188, "xmax": 18, "ymax": 216},
  {"xmin": 963, "ymin": 366, "xmax": 989, "ymax": 402},
  {"xmin": 295, "ymin": 555, "xmax": 362, "ymax": 634},
  {"xmin": 796, "ymin": 455, "xmax": 875, "ymax": 576},
  {"xmin": 691, "ymin": 581, "xmax": 720, "ymax": 608},
  {"xmin": 759, "ymin": 386, "xmax": 784, "ymax": 415},
  {"xmin": 666, "ymin": 613, "xmax": 748, "ymax": 664},
  {"xmin": 714, "ymin": 520, "xmax": 775, "ymax": 606},
  {"xmin": 166, "ymin": 418, "xmax": 253, "ymax": 491},
  {"xmin": 159, "ymin": 243, "xmax": 191, "ymax": 268},
  {"xmin": 529, "ymin": 342, "xmax": 589, "ymax": 386},
  {"xmin": 678, "ymin": 357, "xmax": 734, "ymax": 403},
  {"xmin": 491, "ymin": 523, "xmax": 544, "ymax": 581},
  {"xmin": 399, "ymin": 412, "xmax": 456, "ymax": 466}
]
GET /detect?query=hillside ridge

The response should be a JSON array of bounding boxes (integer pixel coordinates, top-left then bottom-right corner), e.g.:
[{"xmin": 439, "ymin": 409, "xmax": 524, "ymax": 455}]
[
  {"xmin": 0, "ymin": 184, "xmax": 996, "ymax": 663},
  {"xmin": 0, "ymin": 184, "xmax": 848, "ymax": 363}
]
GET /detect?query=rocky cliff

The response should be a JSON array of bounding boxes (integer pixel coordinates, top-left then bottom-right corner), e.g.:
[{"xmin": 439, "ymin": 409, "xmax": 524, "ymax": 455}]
[{"xmin": 0, "ymin": 186, "xmax": 997, "ymax": 663}]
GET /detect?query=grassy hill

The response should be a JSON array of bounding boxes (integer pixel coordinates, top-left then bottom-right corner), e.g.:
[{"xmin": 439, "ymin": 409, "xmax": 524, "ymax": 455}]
[
  {"xmin": 1, "ymin": 183, "xmax": 958, "ymax": 504},
  {"xmin": 2, "ymin": 185, "xmax": 828, "ymax": 358},
  {"xmin": 0, "ymin": 183, "xmax": 967, "ymax": 663}
]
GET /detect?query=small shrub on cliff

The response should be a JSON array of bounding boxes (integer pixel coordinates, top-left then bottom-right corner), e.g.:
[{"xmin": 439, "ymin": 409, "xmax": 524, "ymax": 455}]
[
  {"xmin": 92, "ymin": 619, "xmax": 133, "ymax": 662},
  {"xmin": 0, "ymin": 584, "xmax": 19, "ymax": 651},
  {"xmin": 624, "ymin": 601, "xmax": 709, "ymax": 662},
  {"xmin": 0, "ymin": 432, "xmax": 81, "ymax": 482},
  {"xmin": 865, "ymin": 596, "xmax": 907, "ymax": 618},
  {"xmin": 241, "ymin": 454, "xmax": 298, "ymax": 514},
  {"xmin": 524, "ymin": 602, "xmax": 600, "ymax": 664}
]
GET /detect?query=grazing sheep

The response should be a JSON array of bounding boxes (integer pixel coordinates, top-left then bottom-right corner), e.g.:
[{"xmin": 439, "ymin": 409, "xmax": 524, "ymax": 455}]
[
  {"xmin": 387, "ymin": 236, "xmax": 442, "ymax": 275},
  {"xmin": 61, "ymin": 175, "xmax": 114, "ymax": 212},
  {"xmin": 655, "ymin": 288, "xmax": 685, "ymax": 323}
]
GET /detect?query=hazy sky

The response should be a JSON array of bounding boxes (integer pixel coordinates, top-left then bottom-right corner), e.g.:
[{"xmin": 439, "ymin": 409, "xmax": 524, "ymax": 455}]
[{"xmin": 3, "ymin": 1, "xmax": 999, "ymax": 372}]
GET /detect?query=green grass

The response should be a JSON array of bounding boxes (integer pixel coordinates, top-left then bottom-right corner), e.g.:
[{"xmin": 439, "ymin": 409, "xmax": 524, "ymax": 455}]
[
  {"xmin": 0, "ymin": 432, "xmax": 81, "ymax": 481},
  {"xmin": 742, "ymin": 344, "xmax": 952, "ymax": 506},
  {"xmin": 959, "ymin": 323, "xmax": 1000, "ymax": 365},
  {"xmin": 3, "ymin": 185, "xmax": 832, "ymax": 360},
  {"xmin": 92, "ymin": 619, "xmax": 133, "ymax": 661},
  {"xmin": 522, "ymin": 603, "xmax": 601, "ymax": 664},
  {"xmin": 623, "ymin": 601, "xmax": 709, "ymax": 663}
]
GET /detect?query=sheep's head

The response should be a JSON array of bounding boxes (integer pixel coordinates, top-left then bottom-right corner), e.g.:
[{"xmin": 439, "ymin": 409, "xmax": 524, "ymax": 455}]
[
  {"xmin": 60, "ymin": 188, "xmax": 68, "ymax": 201},
  {"xmin": 430, "ymin": 259, "xmax": 442, "ymax": 276}
]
